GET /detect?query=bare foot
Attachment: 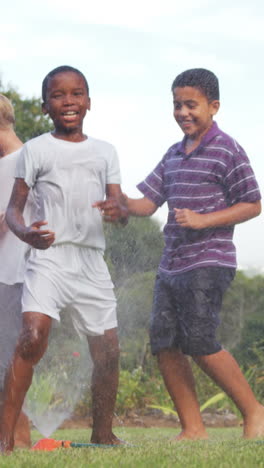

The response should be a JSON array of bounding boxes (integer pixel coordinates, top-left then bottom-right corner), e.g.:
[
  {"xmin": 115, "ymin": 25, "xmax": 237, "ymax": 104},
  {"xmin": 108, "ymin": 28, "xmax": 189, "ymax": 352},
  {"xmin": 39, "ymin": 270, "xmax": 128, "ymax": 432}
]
[
  {"xmin": 170, "ymin": 429, "xmax": 209, "ymax": 441},
  {"xmin": 243, "ymin": 404, "xmax": 264, "ymax": 439},
  {"xmin": 0, "ymin": 436, "xmax": 14, "ymax": 454},
  {"xmin": 91, "ymin": 432, "xmax": 127, "ymax": 445},
  {"xmin": 14, "ymin": 411, "xmax": 31, "ymax": 448},
  {"xmin": 14, "ymin": 439, "xmax": 31, "ymax": 449}
]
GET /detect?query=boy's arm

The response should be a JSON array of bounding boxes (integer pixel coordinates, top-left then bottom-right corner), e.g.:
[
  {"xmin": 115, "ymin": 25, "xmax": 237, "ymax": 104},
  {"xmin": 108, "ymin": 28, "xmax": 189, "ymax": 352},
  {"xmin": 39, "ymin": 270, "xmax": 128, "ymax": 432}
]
[
  {"xmin": 6, "ymin": 178, "xmax": 55, "ymax": 249},
  {"xmin": 126, "ymin": 196, "xmax": 158, "ymax": 216},
  {"xmin": 0, "ymin": 211, "xmax": 8, "ymax": 235},
  {"xmin": 104, "ymin": 184, "xmax": 129, "ymax": 225},
  {"xmin": 174, "ymin": 201, "xmax": 261, "ymax": 230},
  {"xmin": 93, "ymin": 185, "xmax": 158, "ymax": 223}
]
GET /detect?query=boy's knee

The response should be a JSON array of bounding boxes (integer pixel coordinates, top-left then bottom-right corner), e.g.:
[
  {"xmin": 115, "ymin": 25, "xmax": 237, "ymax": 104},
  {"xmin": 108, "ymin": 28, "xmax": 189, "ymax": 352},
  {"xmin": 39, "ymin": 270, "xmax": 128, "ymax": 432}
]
[
  {"xmin": 193, "ymin": 348, "xmax": 224, "ymax": 363},
  {"xmin": 182, "ymin": 338, "xmax": 222, "ymax": 357},
  {"xmin": 94, "ymin": 343, "xmax": 120, "ymax": 374},
  {"xmin": 101, "ymin": 344, "xmax": 119, "ymax": 370},
  {"xmin": 17, "ymin": 326, "xmax": 48, "ymax": 362},
  {"xmin": 105, "ymin": 332, "xmax": 120, "ymax": 364},
  {"xmin": 108, "ymin": 344, "xmax": 120, "ymax": 366}
]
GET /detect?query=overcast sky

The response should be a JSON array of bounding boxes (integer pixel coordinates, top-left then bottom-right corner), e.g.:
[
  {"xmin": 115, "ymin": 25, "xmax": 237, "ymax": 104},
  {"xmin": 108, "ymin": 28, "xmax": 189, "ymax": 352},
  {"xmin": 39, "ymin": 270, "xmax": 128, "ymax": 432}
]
[{"xmin": 1, "ymin": 0, "xmax": 263, "ymax": 269}]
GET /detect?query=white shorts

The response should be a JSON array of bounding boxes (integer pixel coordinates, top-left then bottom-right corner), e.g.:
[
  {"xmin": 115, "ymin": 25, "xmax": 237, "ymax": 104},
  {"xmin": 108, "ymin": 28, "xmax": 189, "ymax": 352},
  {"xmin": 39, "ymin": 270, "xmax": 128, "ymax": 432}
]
[
  {"xmin": 0, "ymin": 283, "xmax": 23, "ymax": 389},
  {"xmin": 22, "ymin": 245, "xmax": 117, "ymax": 336}
]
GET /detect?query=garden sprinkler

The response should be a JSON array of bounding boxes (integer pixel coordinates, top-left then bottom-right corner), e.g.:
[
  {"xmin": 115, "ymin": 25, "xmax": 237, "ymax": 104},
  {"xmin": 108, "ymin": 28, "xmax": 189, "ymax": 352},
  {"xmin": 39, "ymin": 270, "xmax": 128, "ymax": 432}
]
[{"xmin": 31, "ymin": 438, "xmax": 119, "ymax": 451}]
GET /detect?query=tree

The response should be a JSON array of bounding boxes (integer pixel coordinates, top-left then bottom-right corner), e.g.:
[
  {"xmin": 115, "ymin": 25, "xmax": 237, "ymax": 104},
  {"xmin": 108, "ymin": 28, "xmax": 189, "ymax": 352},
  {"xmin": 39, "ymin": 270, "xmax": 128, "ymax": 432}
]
[
  {"xmin": 116, "ymin": 271, "xmax": 155, "ymax": 370},
  {"xmin": 103, "ymin": 216, "xmax": 164, "ymax": 370},
  {"xmin": 104, "ymin": 217, "xmax": 163, "ymax": 286},
  {"xmin": 217, "ymin": 271, "xmax": 248, "ymax": 350},
  {"xmin": 218, "ymin": 271, "xmax": 264, "ymax": 353},
  {"xmin": 0, "ymin": 80, "xmax": 53, "ymax": 141},
  {"xmin": 233, "ymin": 320, "xmax": 264, "ymax": 367}
]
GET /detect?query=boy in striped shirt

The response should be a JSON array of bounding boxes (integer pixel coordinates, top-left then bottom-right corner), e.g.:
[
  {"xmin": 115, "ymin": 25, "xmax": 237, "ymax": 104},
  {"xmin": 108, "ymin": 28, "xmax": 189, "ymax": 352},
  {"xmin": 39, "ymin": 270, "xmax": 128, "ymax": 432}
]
[{"xmin": 96, "ymin": 68, "xmax": 264, "ymax": 440}]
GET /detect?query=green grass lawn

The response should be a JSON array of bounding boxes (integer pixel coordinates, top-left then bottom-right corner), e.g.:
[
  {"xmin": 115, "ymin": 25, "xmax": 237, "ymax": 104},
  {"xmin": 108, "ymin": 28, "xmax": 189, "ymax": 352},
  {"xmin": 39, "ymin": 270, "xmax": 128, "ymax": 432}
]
[{"xmin": 1, "ymin": 427, "xmax": 264, "ymax": 468}]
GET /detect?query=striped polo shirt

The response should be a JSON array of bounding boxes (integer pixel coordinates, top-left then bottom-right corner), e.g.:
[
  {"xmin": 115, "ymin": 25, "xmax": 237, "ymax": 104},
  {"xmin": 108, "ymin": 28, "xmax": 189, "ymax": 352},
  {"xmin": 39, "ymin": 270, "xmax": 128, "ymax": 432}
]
[{"xmin": 137, "ymin": 122, "xmax": 261, "ymax": 274}]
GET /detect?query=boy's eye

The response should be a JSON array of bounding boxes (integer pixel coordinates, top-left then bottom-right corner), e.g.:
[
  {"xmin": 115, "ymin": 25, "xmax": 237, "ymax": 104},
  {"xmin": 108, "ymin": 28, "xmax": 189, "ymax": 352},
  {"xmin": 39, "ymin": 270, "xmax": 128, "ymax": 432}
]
[
  {"xmin": 186, "ymin": 101, "xmax": 197, "ymax": 109},
  {"xmin": 52, "ymin": 94, "xmax": 63, "ymax": 99},
  {"xmin": 174, "ymin": 103, "xmax": 181, "ymax": 110}
]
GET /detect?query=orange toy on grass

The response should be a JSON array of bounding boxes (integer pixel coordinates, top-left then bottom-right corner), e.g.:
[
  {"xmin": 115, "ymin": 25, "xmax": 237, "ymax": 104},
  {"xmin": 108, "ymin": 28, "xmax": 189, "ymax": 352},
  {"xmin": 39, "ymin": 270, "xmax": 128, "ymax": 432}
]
[{"xmin": 31, "ymin": 438, "xmax": 118, "ymax": 451}]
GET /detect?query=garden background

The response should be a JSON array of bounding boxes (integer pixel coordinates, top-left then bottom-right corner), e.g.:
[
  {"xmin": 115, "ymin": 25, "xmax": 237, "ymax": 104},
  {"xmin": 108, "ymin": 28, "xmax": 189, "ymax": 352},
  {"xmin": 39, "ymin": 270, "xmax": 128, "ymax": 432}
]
[{"xmin": 1, "ymin": 81, "xmax": 263, "ymax": 430}]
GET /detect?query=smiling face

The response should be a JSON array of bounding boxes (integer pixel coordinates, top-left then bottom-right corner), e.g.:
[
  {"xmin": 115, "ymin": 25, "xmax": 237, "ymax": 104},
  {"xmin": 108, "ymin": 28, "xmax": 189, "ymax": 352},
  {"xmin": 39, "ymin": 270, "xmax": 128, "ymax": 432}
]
[
  {"xmin": 42, "ymin": 71, "xmax": 91, "ymax": 141},
  {"xmin": 173, "ymin": 86, "xmax": 220, "ymax": 145}
]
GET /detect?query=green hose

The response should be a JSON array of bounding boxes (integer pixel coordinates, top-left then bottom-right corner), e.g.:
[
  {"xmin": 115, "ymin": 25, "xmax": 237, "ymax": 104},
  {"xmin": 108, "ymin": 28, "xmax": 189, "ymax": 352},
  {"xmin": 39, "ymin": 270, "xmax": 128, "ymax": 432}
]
[{"xmin": 68, "ymin": 442, "xmax": 119, "ymax": 448}]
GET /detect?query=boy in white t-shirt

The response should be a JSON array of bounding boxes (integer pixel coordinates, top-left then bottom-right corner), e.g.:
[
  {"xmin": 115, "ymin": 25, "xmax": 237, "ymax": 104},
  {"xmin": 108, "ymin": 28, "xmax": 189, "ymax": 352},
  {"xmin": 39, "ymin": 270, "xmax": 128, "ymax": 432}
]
[
  {"xmin": 0, "ymin": 94, "xmax": 31, "ymax": 448},
  {"xmin": 0, "ymin": 67, "xmax": 128, "ymax": 453}
]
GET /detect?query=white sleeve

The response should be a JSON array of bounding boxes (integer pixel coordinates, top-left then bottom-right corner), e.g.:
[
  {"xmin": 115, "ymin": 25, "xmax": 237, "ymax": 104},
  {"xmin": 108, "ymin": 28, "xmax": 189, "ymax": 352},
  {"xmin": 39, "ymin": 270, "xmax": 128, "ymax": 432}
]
[
  {"xmin": 106, "ymin": 145, "xmax": 122, "ymax": 184},
  {"xmin": 15, "ymin": 144, "xmax": 39, "ymax": 188}
]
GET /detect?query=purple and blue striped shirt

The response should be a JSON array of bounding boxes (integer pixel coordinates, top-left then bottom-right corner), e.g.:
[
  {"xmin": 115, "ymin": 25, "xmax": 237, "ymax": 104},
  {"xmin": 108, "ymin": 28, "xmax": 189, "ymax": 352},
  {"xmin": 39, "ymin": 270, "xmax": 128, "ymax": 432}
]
[{"xmin": 137, "ymin": 122, "xmax": 261, "ymax": 274}]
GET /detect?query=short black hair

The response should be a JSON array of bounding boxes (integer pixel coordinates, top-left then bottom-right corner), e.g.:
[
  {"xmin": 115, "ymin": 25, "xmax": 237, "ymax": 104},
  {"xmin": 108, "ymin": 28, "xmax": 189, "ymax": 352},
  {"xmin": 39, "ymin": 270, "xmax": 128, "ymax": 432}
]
[
  {"xmin": 42, "ymin": 65, "xmax": 89, "ymax": 102},
  {"xmin": 171, "ymin": 68, "xmax": 219, "ymax": 101}
]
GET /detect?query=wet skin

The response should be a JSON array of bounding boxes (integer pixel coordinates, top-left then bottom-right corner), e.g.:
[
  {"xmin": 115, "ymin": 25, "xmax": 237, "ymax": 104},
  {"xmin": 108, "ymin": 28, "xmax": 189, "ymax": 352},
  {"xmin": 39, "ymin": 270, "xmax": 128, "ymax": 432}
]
[
  {"xmin": 1, "ymin": 71, "xmax": 126, "ymax": 452},
  {"xmin": 42, "ymin": 71, "xmax": 91, "ymax": 142},
  {"xmin": 6, "ymin": 70, "xmax": 92, "ymax": 247},
  {"xmin": 172, "ymin": 86, "xmax": 219, "ymax": 153}
]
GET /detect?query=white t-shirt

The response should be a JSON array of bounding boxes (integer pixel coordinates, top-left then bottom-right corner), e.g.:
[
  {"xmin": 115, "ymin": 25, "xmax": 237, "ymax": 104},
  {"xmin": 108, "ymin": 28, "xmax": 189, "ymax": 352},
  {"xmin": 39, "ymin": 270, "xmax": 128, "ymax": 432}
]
[
  {"xmin": 15, "ymin": 133, "xmax": 121, "ymax": 250},
  {"xmin": 0, "ymin": 149, "xmax": 32, "ymax": 284}
]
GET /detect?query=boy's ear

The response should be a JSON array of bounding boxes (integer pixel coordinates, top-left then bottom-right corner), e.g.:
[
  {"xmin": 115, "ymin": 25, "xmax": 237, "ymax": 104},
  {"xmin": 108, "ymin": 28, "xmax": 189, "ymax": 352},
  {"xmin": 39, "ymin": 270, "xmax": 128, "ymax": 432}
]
[
  {"xmin": 87, "ymin": 97, "xmax": 91, "ymax": 111},
  {"xmin": 210, "ymin": 100, "xmax": 220, "ymax": 116},
  {"xmin": 42, "ymin": 102, "xmax": 48, "ymax": 115}
]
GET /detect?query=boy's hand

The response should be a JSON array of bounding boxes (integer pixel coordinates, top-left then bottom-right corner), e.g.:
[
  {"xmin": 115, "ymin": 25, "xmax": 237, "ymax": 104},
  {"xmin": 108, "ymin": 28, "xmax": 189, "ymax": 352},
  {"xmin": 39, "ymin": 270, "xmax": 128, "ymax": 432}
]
[
  {"xmin": 174, "ymin": 208, "xmax": 207, "ymax": 230},
  {"xmin": 93, "ymin": 194, "xmax": 129, "ymax": 225},
  {"xmin": 22, "ymin": 221, "xmax": 55, "ymax": 249},
  {"xmin": 0, "ymin": 211, "xmax": 9, "ymax": 235}
]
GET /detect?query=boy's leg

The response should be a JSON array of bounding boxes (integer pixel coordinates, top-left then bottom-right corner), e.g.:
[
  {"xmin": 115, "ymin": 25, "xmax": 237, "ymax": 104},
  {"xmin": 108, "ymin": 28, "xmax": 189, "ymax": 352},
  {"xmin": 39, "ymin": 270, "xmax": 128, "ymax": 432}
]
[
  {"xmin": 157, "ymin": 348, "xmax": 208, "ymax": 440},
  {"xmin": 194, "ymin": 350, "xmax": 264, "ymax": 438},
  {"xmin": 0, "ymin": 312, "xmax": 52, "ymax": 452},
  {"xmin": 151, "ymin": 272, "xmax": 207, "ymax": 440},
  {"xmin": 0, "ymin": 394, "xmax": 31, "ymax": 448},
  {"xmin": 0, "ymin": 283, "xmax": 31, "ymax": 448},
  {"xmin": 87, "ymin": 327, "xmax": 121, "ymax": 445},
  {"xmin": 13, "ymin": 411, "xmax": 31, "ymax": 448}
]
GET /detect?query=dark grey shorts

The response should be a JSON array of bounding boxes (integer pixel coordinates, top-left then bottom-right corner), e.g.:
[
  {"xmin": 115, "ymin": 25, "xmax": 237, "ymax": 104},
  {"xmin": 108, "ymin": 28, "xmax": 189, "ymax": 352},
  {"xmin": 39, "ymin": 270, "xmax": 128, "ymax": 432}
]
[
  {"xmin": 0, "ymin": 283, "xmax": 23, "ymax": 389},
  {"xmin": 150, "ymin": 267, "xmax": 235, "ymax": 356}
]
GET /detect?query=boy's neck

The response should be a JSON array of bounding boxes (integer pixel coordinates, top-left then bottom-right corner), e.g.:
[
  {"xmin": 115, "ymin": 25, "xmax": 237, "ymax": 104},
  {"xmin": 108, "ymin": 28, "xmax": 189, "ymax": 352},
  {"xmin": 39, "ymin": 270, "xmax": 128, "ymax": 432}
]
[
  {"xmin": 51, "ymin": 128, "xmax": 88, "ymax": 143},
  {"xmin": 185, "ymin": 138, "xmax": 200, "ymax": 155},
  {"xmin": 184, "ymin": 122, "xmax": 213, "ymax": 155},
  {"xmin": 0, "ymin": 129, "xmax": 22, "ymax": 158}
]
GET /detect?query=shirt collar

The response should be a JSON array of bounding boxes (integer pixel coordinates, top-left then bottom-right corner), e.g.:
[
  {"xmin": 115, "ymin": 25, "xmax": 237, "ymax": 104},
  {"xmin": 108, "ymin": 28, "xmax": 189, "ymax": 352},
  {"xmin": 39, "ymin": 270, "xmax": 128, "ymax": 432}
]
[{"xmin": 176, "ymin": 121, "xmax": 220, "ymax": 156}]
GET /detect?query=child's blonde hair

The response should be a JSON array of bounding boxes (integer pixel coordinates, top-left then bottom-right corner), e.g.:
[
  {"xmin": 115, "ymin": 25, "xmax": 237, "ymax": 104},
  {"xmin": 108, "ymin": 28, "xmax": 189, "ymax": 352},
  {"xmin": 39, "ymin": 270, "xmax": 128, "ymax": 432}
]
[{"xmin": 0, "ymin": 94, "xmax": 15, "ymax": 129}]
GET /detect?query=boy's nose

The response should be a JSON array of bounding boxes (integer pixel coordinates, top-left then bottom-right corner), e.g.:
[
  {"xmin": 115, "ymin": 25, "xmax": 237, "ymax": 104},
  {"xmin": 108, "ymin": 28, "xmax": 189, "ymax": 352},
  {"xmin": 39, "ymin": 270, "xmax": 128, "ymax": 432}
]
[
  {"xmin": 63, "ymin": 95, "xmax": 75, "ymax": 105},
  {"xmin": 178, "ymin": 105, "xmax": 189, "ymax": 117}
]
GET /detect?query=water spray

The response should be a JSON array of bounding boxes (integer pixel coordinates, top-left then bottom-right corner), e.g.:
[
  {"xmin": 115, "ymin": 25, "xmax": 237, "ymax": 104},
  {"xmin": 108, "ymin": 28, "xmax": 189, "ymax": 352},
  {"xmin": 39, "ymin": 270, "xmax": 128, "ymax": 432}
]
[
  {"xmin": 31, "ymin": 438, "xmax": 120, "ymax": 451},
  {"xmin": 25, "ymin": 312, "xmax": 93, "ymax": 438}
]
